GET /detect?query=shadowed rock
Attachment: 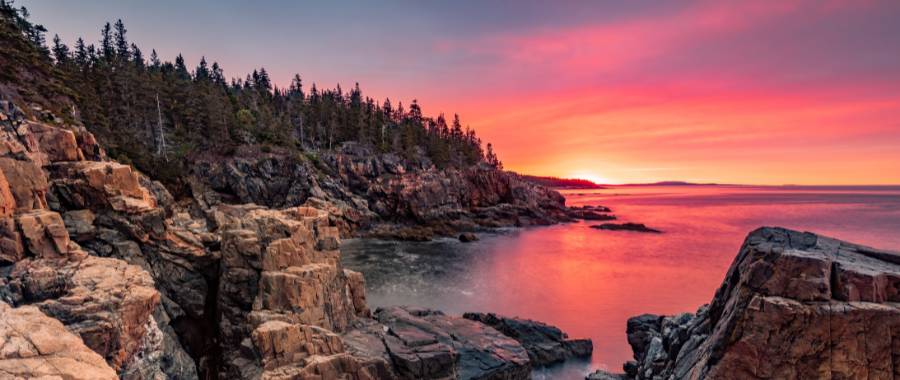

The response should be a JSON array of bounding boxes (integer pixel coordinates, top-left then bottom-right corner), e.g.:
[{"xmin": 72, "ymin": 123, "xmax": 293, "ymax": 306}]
[
  {"xmin": 463, "ymin": 312, "xmax": 593, "ymax": 367},
  {"xmin": 613, "ymin": 227, "xmax": 900, "ymax": 379}
]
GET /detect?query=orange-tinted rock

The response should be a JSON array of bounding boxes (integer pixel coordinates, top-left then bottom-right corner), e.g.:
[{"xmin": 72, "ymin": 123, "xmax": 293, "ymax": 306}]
[
  {"xmin": 26, "ymin": 121, "xmax": 82, "ymax": 162},
  {"xmin": 1, "ymin": 256, "xmax": 161, "ymax": 372},
  {"xmin": 252, "ymin": 321, "xmax": 345, "ymax": 370},
  {"xmin": 15, "ymin": 209, "xmax": 69, "ymax": 259},
  {"xmin": 0, "ymin": 217, "xmax": 23, "ymax": 263},
  {"xmin": 49, "ymin": 161, "xmax": 156, "ymax": 213},
  {"xmin": 344, "ymin": 269, "xmax": 370, "ymax": 317},
  {"xmin": 0, "ymin": 302, "xmax": 118, "ymax": 380},
  {"xmin": 0, "ymin": 157, "xmax": 48, "ymax": 211},
  {"xmin": 0, "ymin": 167, "xmax": 15, "ymax": 218}
]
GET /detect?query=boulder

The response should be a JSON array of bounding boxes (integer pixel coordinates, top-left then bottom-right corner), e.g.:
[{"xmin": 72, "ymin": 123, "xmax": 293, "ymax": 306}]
[
  {"xmin": 374, "ymin": 306, "xmax": 532, "ymax": 380},
  {"xmin": 463, "ymin": 312, "xmax": 593, "ymax": 367},
  {"xmin": 618, "ymin": 227, "xmax": 900, "ymax": 379},
  {"xmin": 0, "ymin": 302, "xmax": 118, "ymax": 380}
]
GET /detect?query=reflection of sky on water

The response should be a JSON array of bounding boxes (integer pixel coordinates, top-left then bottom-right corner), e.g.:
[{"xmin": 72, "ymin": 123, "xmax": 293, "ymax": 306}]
[{"xmin": 342, "ymin": 185, "xmax": 900, "ymax": 379}]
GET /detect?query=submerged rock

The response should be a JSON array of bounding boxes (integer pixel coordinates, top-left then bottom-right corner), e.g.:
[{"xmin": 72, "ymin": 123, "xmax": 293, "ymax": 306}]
[
  {"xmin": 459, "ymin": 232, "xmax": 479, "ymax": 242},
  {"xmin": 591, "ymin": 223, "xmax": 661, "ymax": 233},
  {"xmin": 615, "ymin": 227, "xmax": 900, "ymax": 379},
  {"xmin": 463, "ymin": 312, "xmax": 593, "ymax": 367}
]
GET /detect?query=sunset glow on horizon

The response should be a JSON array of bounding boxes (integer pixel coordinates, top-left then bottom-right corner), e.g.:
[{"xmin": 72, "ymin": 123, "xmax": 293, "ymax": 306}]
[{"xmin": 25, "ymin": 0, "xmax": 900, "ymax": 185}]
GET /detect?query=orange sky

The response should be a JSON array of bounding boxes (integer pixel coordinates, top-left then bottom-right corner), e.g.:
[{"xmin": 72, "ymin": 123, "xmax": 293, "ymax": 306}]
[{"xmin": 32, "ymin": 1, "xmax": 900, "ymax": 184}]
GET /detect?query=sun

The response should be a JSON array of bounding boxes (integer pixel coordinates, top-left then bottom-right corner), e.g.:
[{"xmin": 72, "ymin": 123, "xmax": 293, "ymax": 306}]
[{"xmin": 568, "ymin": 171, "xmax": 611, "ymax": 185}]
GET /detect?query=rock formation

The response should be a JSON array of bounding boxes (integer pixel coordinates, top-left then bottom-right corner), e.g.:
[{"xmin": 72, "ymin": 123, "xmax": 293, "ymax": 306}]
[
  {"xmin": 463, "ymin": 312, "xmax": 593, "ymax": 367},
  {"xmin": 0, "ymin": 102, "xmax": 592, "ymax": 380},
  {"xmin": 191, "ymin": 142, "xmax": 572, "ymax": 240},
  {"xmin": 590, "ymin": 227, "xmax": 900, "ymax": 380},
  {"xmin": 0, "ymin": 302, "xmax": 118, "ymax": 380}
]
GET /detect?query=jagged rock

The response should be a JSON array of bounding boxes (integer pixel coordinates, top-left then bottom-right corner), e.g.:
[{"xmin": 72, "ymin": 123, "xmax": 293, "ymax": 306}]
[
  {"xmin": 374, "ymin": 306, "xmax": 532, "ymax": 380},
  {"xmin": 0, "ymin": 157, "xmax": 48, "ymax": 212},
  {"xmin": 0, "ymin": 216, "xmax": 23, "ymax": 263},
  {"xmin": 216, "ymin": 205, "xmax": 364, "ymax": 378},
  {"xmin": 463, "ymin": 312, "xmax": 593, "ymax": 367},
  {"xmin": 15, "ymin": 209, "xmax": 70, "ymax": 259},
  {"xmin": 26, "ymin": 121, "xmax": 82, "ymax": 162},
  {"xmin": 0, "ymin": 302, "xmax": 118, "ymax": 380},
  {"xmin": 49, "ymin": 161, "xmax": 157, "ymax": 213},
  {"xmin": 619, "ymin": 227, "xmax": 900, "ymax": 379},
  {"xmin": 0, "ymin": 256, "xmax": 161, "ymax": 373},
  {"xmin": 63, "ymin": 208, "xmax": 96, "ymax": 241},
  {"xmin": 344, "ymin": 269, "xmax": 371, "ymax": 317},
  {"xmin": 192, "ymin": 147, "xmax": 569, "ymax": 239}
]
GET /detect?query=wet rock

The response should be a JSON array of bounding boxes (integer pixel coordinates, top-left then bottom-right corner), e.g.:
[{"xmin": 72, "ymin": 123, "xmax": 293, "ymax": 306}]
[
  {"xmin": 586, "ymin": 370, "xmax": 627, "ymax": 380},
  {"xmin": 619, "ymin": 227, "xmax": 900, "ymax": 379},
  {"xmin": 458, "ymin": 232, "xmax": 479, "ymax": 242},
  {"xmin": 0, "ymin": 302, "xmax": 118, "ymax": 380},
  {"xmin": 374, "ymin": 306, "xmax": 532, "ymax": 380},
  {"xmin": 591, "ymin": 223, "xmax": 661, "ymax": 233},
  {"xmin": 463, "ymin": 312, "xmax": 593, "ymax": 367}
]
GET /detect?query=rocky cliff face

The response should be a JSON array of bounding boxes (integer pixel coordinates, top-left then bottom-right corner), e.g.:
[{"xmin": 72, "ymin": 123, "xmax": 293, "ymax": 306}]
[
  {"xmin": 191, "ymin": 142, "xmax": 570, "ymax": 240},
  {"xmin": 592, "ymin": 227, "xmax": 900, "ymax": 380},
  {"xmin": 0, "ymin": 100, "xmax": 591, "ymax": 380}
]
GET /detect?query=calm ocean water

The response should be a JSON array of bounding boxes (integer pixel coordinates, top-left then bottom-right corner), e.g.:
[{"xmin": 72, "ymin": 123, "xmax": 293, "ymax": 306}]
[{"xmin": 341, "ymin": 185, "xmax": 900, "ymax": 379}]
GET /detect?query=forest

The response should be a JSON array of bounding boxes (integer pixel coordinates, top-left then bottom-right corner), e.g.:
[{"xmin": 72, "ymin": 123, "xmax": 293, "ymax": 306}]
[{"xmin": 0, "ymin": 1, "xmax": 503, "ymax": 188}]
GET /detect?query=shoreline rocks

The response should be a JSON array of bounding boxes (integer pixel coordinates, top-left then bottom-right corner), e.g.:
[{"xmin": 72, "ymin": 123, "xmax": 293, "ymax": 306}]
[
  {"xmin": 594, "ymin": 227, "xmax": 900, "ymax": 379},
  {"xmin": 463, "ymin": 312, "xmax": 593, "ymax": 367},
  {"xmin": 591, "ymin": 223, "xmax": 661, "ymax": 233}
]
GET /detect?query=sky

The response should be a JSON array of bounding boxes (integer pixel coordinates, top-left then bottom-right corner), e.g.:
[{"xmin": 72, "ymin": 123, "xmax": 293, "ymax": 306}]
[{"xmin": 21, "ymin": 0, "xmax": 900, "ymax": 185}]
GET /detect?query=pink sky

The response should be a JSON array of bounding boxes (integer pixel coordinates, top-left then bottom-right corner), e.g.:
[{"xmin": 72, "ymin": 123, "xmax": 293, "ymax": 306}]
[{"xmin": 29, "ymin": 0, "xmax": 900, "ymax": 184}]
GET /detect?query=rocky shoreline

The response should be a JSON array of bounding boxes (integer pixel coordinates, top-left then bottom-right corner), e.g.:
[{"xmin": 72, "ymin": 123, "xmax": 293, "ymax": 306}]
[
  {"xmin": 588, "ymin": 227, "xmax": 900, "ymax": 380},
  {"xmin": 4, "ymin": 101, "xmax": 899, "ymax": 380},
  {"xmin": 0, "ymin": 101, "xmax": 595, "ymax": 379}
]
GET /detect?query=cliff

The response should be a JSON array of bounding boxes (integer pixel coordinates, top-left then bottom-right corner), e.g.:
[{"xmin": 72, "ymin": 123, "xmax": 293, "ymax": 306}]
[
  {"xmin": 590, "ymin": 227, "xmax": 900, "ymax": 380},
  {"xmin": 190, "ymin": 142, "xmax": 571, "ymax": 240},
  {"xmin": 0, "ymin": 99, "xmax": 591, "ymax": 379}
]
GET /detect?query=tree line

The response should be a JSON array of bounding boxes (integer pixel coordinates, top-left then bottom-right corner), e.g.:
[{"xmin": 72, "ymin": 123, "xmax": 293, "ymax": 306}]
[{"xmin": 1, "ymin": 1, "xmax": 503, "ymax": 187}]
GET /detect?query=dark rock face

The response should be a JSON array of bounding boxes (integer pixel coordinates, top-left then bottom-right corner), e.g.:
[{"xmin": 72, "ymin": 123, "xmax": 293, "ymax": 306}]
[
  {"xmin": 190, "ymin": 143, "xmax": 570, "ymax": 239},
  {"xmin": 617, "ymin": 227, "xmax": 900, "ymax": 379},
  {"xmin": 370, "ymin": 306, "xmax": 532, "ymax": 380},
  {"xmin": 591, "ymin": 223, "xmax": 661, "ymax": 233},
  {"xmin": 462, "ymin": 312, "xmax": 593, "ymax": 367}
]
